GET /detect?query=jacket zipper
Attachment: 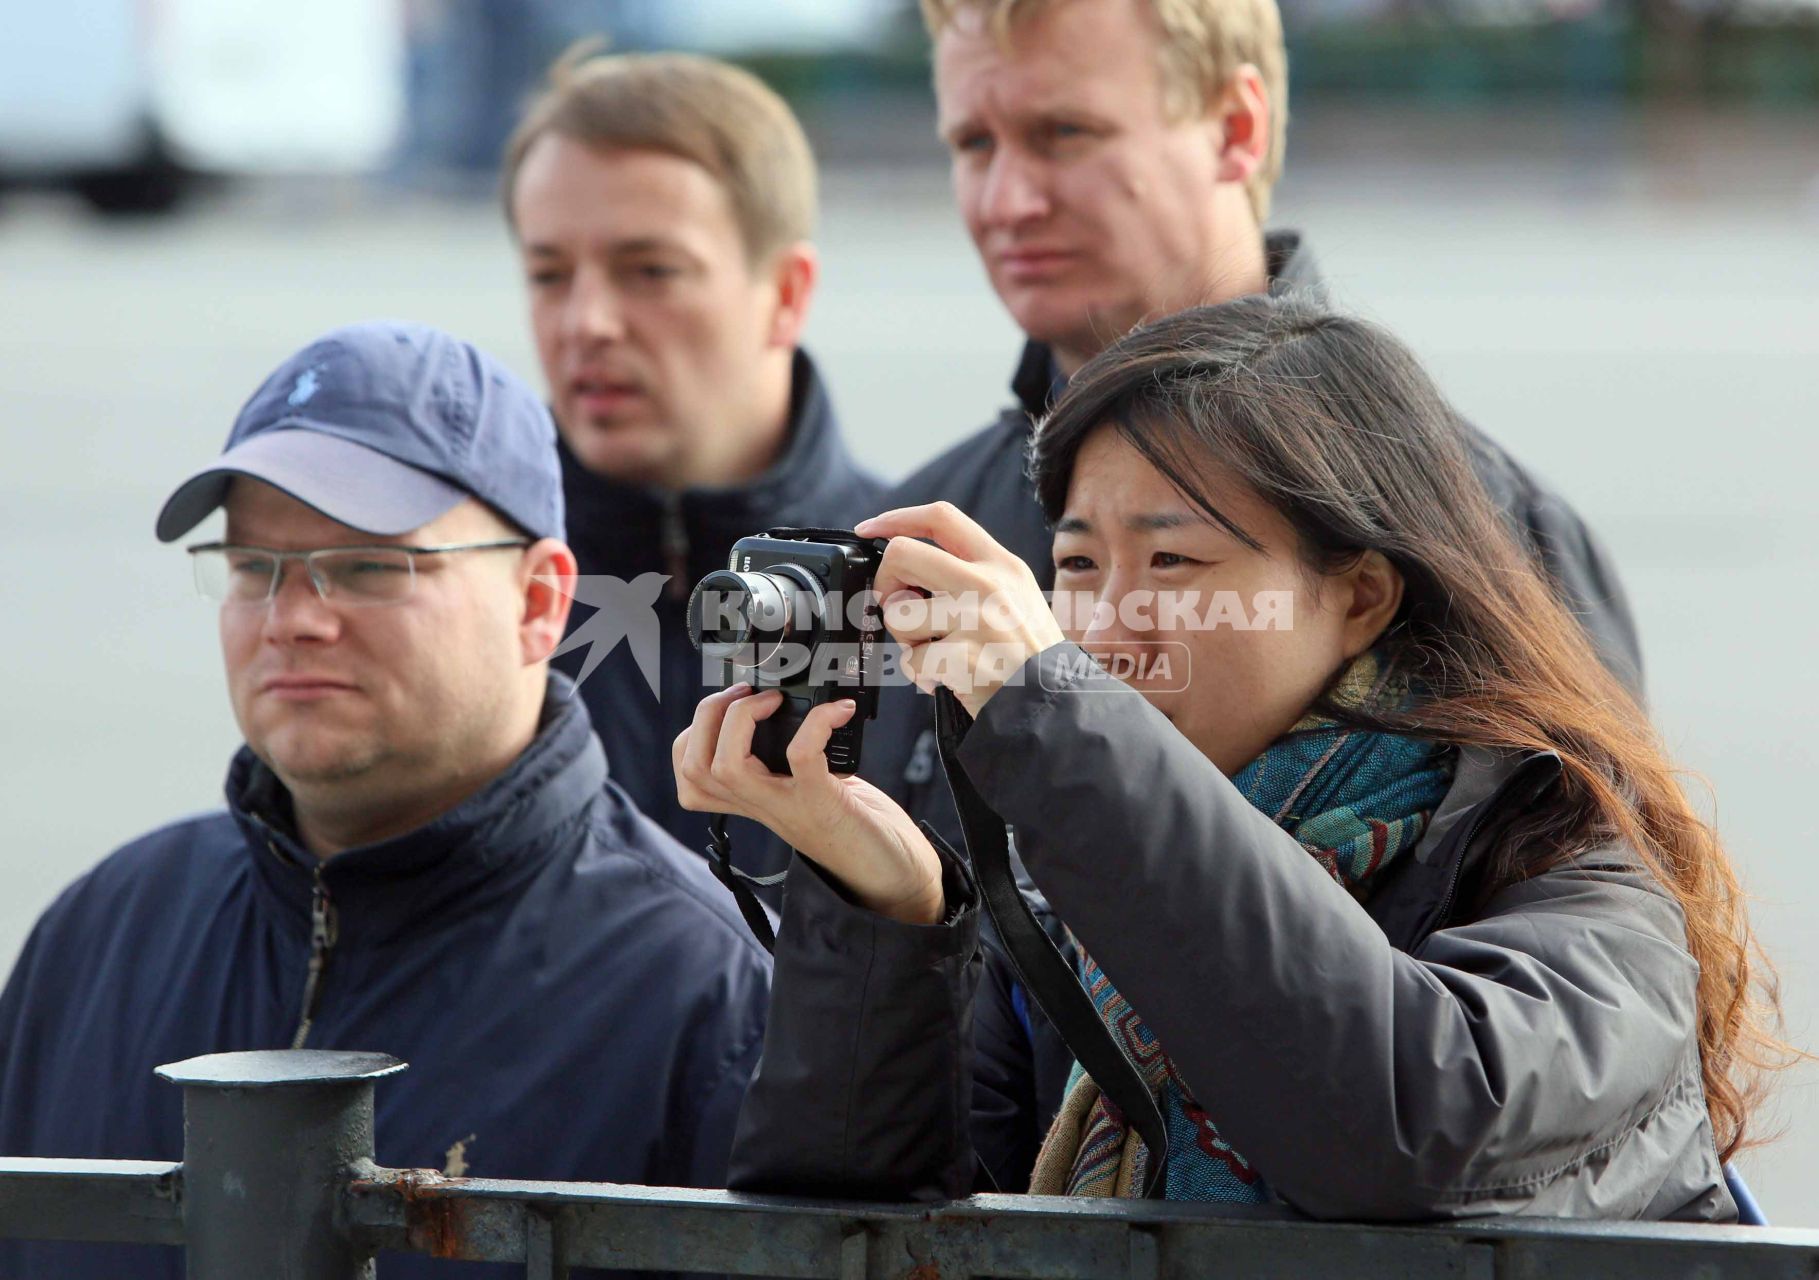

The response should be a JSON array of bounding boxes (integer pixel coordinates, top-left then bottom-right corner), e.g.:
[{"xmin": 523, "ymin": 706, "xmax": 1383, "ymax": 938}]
[
  {"xmin": 662, "ymin": 493, "xmax": 688, "ymax": 601},
  {"xmin": 288, "ymin": 854, "xmax": 339, "ymax": 1050},
  {"xmin": 1431, "ymin": 805, "xmax": 1492, "ymax": 932}
]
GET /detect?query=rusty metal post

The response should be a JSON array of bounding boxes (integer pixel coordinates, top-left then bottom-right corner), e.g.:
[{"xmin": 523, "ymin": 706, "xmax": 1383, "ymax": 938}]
[{"xmin": 157, "ymin": 1050, "xmax": 406, "ymax": 1280}]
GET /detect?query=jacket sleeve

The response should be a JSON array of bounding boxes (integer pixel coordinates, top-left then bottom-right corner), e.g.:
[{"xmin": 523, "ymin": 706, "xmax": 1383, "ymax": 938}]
[
  {"xmin": 1461, "ymin": 422, "xmax": 1645, "ymax": 696},
  {"xmin": 727, "ymin": 853, "xmax": 985, "ymax": 1201},
  {"xmin": 957, "ymin": 645, "xmax": 1704, "ymax": 1220}
]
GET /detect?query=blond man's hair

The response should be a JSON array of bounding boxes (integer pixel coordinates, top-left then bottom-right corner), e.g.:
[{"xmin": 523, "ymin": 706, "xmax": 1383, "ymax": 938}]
[
  {"xmin": 921, "ymin": 0, "xmax": 1287, "ymax": 222},
  {"xmin": 503, "ymin": 44, "xmax": 817, "ymax": 264}
]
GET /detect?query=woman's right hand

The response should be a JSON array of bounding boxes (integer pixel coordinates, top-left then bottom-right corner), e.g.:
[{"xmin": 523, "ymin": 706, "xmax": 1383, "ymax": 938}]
[{"xmin": 674, "ymin": 684, "xmax": 947, "ymax": 926}]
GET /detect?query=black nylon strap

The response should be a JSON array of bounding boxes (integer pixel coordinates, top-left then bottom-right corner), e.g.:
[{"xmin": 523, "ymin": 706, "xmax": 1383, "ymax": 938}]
[
  {"xmin": 707, "ymin": 813, "xmax": 780, "ymax": 953},
  {"xmin": 932, "ymin": 688, "xmax": 1169, "ymax": 1198}
]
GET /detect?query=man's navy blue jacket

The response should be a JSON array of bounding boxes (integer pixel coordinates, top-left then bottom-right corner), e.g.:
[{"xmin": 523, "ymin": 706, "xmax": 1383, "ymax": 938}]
[
  {"xmin": 0, "ymin": 675, "xmax": 772, "ymax": 1279},
  {"xmin": 555, "ymin": 349, "xmax": 885, "ymax": 870}
]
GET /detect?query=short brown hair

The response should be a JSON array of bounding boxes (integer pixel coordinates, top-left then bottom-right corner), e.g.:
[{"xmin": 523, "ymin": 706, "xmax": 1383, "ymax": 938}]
[
  {"xmin": 921, "ymin": 0, "xmax": 1287, "ymax": 222},
  {"xmin": 503, "ymin": 45, "xmax": 817, "ymax": 264}
]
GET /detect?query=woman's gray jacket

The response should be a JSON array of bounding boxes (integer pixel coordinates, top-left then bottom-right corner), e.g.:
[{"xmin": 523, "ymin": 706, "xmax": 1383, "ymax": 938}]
[{"xmin": 728, "ymin": 645, "xmax": 1735, "ymax": 1222}]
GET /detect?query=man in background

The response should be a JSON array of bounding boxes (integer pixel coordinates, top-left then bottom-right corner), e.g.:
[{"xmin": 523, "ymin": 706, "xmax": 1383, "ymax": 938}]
[
  {"xmin": 867, "ymin": 0, "xmax": 1642, "ymax": 860},
  {"xmin": 504, "ymin": 48, "xmax": 884, "ymax": 863},
  {"xmin": 0, "ymin": 322, "xmax": 771, "ymax": 1278}
]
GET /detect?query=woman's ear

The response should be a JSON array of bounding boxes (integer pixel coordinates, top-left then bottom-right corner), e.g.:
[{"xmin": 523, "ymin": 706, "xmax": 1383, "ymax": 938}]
[
  {"xmin": 1338, "ymin": 550, "xmax": 1404, "ymax": 659},
  {"xmin": 518, "ymin": 538, "xmax": 579, "ymax": 666}
]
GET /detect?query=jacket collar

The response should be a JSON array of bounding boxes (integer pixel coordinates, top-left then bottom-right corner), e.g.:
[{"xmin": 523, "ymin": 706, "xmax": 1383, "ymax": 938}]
[
  {"xmin": 1416, "ymin": 745, "xmax": 1554, "ymax": 867},
  {"xmin": 560, "ymin": 347, "xmax": 868, "ymax": 587},
  {"xmin": 232, "ymin": 671, "xmax": 607, "ymax": 947},
  {"xmin": 1366, "ymin": 745, "xmax": 1563, "ymax": 949},
  {"xmin": 1009, "ymin": 228, "xmax": 1327, "ymax": 420}
]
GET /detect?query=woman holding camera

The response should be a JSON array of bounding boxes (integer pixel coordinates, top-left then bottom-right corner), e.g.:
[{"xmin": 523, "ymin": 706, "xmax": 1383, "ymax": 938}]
[{"xmin": 673, "ymin": 295, "xmax": 1780, "ymax": 1219}]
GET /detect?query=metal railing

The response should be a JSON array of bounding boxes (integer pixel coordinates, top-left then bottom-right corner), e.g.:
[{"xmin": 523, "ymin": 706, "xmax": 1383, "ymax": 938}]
[{"xmin": 1, "ymin": 1050, "xmax": 1815, "ymax": 1279}]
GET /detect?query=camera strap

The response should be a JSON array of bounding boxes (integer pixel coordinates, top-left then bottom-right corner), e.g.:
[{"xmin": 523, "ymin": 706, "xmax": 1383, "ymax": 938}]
[
  {"xmin": 933, "ymin": 687, "xmax": 1169, "ymax": 1199},
  {"xmin": 705, "ymin": 813, "xmax": 784, "ymax": 953}
]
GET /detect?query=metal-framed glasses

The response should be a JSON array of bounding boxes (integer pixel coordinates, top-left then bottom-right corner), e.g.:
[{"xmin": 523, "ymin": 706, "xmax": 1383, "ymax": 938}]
[{"xmin": 188, "ymin": 540, "xmax": 531, "ymax": 606}]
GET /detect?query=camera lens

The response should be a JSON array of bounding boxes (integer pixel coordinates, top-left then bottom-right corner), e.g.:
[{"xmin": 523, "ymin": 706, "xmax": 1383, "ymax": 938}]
[{"xmin": 688, "ymin": 567, "xmax": 826, "ymax": 670}]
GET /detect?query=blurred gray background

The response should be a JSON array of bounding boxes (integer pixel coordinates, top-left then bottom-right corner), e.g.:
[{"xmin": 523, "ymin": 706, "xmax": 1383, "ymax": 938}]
[{"xmin": 1, "ymin": 0, "xmax": 1815, "ymax": 1223}]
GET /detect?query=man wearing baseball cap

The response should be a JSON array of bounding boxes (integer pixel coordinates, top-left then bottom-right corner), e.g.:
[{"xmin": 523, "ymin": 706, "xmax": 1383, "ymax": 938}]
[{"xmin": 0, "ymin": 321, "xmax": 772, "ymax": 1280}]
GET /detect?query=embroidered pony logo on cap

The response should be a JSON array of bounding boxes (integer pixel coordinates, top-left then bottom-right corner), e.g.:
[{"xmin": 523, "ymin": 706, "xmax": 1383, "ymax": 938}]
[{"xmin": 287, "ymin": 366, "xmax": 324, "ymax": 407}]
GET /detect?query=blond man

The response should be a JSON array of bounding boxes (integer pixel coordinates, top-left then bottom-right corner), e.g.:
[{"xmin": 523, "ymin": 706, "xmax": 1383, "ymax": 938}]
[{"xmin": 866, "ymin": 0, "xmax": 1639, "ymax": 867}]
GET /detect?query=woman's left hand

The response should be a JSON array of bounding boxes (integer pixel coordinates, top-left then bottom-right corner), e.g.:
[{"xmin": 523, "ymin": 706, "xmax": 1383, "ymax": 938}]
[
  {"xmin": 856, "ymin": 502, "xmax": 1065, "ymax": 718},
  {"xmin": 674, "ymin": 684, "xmax": 947, "ymax": 926}
]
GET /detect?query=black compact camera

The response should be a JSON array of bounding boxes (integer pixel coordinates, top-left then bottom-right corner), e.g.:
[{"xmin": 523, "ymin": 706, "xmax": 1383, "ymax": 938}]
[{"xmin": 686, "ymin": 528, "xmax": 887, "ymax": 775}]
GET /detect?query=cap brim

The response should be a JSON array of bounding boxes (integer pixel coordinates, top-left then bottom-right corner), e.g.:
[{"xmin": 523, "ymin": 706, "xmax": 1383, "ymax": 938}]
[{"xmin": 156, "ymin": 429, "xmax": 469, "ymax": 543}]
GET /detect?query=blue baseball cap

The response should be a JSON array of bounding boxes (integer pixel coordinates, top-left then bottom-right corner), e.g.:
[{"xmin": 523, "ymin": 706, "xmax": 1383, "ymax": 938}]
[{"xmin": 156, "ymin": 321, "xmax": 563, "ymax": 544}]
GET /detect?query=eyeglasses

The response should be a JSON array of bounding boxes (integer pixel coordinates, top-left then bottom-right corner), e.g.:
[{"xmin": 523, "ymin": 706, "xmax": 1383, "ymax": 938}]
[{"xmin": 187, "ymin": 540, "xmax": 531, "ymax": 606}]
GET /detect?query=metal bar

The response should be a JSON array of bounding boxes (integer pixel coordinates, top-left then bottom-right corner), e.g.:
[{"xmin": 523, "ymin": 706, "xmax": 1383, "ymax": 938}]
[
  {"xmin": 10, "ymin": 1053, "xmax": 1819, "ymax": 1280},
  {"xmin": 1128, "ymin": 1225, "xmax": 1159, "ymax": 1280},
  {"xmin": 343, "ymin": 1174, "xmax": 1819, "ymax": 1279},
  {"xmin": 840, "ymin": 1227, "xmax": 872, "ymax": 1280},
  {"xmin": 0, "ymin": 1158, "xmax": 184, "ymax": 1246},
  {"xmin": 156, "ymin": 1049, "xmax": 405, "ymax": 1280},
  {"xmin": 6, "ymin": 1153, "xmax": 1819, "ymax": 1279},
  {"xmin": 524, "ymin": 1209, "xmax": 566, "ymax": 1280}
]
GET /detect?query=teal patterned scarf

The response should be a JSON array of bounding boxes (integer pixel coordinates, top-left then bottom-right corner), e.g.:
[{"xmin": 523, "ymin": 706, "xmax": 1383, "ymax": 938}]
[{"xmin": 1027, "ymin": 652, "xmax": 1456, "ymax": 1201}]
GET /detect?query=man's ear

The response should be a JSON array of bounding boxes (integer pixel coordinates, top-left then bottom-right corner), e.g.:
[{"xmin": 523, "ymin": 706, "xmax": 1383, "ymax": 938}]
[
  {"xmin": 763, "ymin": 241, "xmax": 819, "ymax": 349},
  {"xmin": 519, "ymin": 538, "xmax": 579, "ymax": 665},
  {"xmin": 1210, "ymin": 63, "xmax": 1270, "ymax": 187},
  {"xmin": 1339, "ymin": 550, "xmax": 1404, "ymax": 660}
]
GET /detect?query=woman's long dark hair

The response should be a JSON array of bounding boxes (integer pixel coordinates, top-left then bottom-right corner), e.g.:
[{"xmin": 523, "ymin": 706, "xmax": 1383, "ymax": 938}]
[{"xmin": 1030, "ymin": 293, "xmax": 1785, "ymax": 1160}]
